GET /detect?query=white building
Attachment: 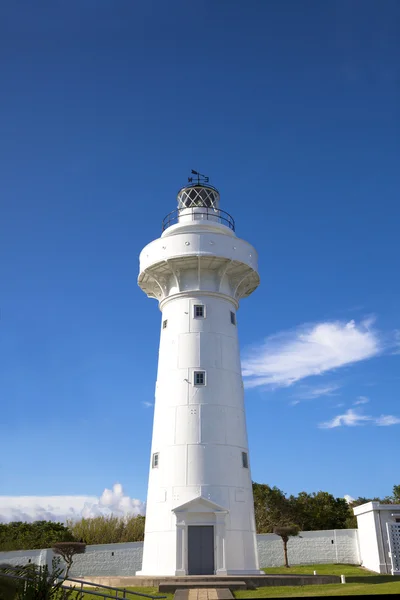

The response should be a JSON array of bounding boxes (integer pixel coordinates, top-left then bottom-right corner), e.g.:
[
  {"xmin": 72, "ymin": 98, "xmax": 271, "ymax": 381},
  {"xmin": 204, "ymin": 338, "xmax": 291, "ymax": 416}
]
[
  {"xmin": 137, "ymin": 177, "xmax": 261, "ymax": 576},
  {"xmin": 354, "ymin": 502, "xmax": 400, "ymax": 575}
]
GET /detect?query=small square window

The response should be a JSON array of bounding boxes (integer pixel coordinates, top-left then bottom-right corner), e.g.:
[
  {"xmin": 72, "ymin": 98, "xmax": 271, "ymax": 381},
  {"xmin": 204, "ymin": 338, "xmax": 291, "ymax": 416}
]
[
  {"xmin": 396, "ymin": 518, "xmax": 400, "ymax": 523},
  {"xmin": 242, "ymin": 451, "xmax": 249, "ymax": 468},
  {"xmin": 152, "ymin": 453, "xmax": 159, "ymax": 468},
  {"xmin": 194, "ymin": 305, "xmax": 205, "ymax": 318},
  {"xmin": 163, "ymin": 319, "xmax": 168, "ymax": 329},
  {"xmin": 230, "ymin": 311, "xmax": 236, "ymax": 325},
  {"xmin": 194, "ymin": 371, "xmax": 205, "ymax": 386}
]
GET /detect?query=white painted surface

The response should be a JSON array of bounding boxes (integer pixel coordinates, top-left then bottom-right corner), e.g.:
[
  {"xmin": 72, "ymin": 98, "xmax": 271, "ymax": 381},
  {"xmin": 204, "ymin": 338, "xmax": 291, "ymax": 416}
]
[
  {"xmin": 386, "ymin": 523, "xmax": 400, "ymax": 575},
  {"xmin": 354, "ymin": 502, "xmax": 400, "ymax": 574},
  {"xmin": 68, "ymin": 543, "xmax": 143, "ymax": 577},
  {"xmin": 0, "ymin": 548, "xmax": 48, "ymax": 568},
  {"xmin": 0, "ymin": 531, "xmax": 361, "ymax": 576},
  {"xmin": 257, "ymin": 530, "xmax": 359, "ymax": 568},
  {"xmin": 137, "ymin": 185, "xmax": 260, "ymax": 575}
]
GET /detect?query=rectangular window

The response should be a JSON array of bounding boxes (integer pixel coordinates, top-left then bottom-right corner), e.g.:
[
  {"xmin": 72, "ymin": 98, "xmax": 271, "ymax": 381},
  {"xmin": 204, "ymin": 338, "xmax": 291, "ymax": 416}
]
[
  {"xmin": 242, "ymin": 451, "xmax": 249, "ymax": 468},
  {"xmin": 152, "ymin": 453, "xmax": 159, "ymax": 468},
  {"xmin": 194, "ymin": 371, "xmax": 205, "ymax": 386},
  {"xmin": 230, "ymin": 311, "xmax": 236, "ymax": 325},
  {"xmin": 162, "ymin": 319, "xmax": 168, "ymax": 329},
  {"xmin": 194, "ymin": 305, "xmax": 205, "ymax": 318}
]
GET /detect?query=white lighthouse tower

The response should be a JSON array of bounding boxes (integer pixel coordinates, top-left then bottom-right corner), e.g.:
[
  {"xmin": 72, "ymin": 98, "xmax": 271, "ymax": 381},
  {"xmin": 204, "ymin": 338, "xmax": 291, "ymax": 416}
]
[{"xmin": 137, "ymin": 173, "xmax": 261, "ymax": 576}]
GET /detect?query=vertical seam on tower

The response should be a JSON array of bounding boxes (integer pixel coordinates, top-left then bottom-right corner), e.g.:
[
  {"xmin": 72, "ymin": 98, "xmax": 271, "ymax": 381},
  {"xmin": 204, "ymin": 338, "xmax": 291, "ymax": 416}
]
[
  {"xmin": 218, "ymin": 259, "xmax": 234, "ymax": 292},
  {"xmin": 197, "ymin": 255, "xmax": 201, "ymax": 289}
]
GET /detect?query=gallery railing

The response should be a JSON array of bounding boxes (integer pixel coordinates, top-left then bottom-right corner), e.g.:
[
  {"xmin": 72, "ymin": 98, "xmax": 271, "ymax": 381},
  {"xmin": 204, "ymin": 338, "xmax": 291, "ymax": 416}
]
[{"xmin": 162, "ymin": 206, "xmax": 235, "ymax": 232}]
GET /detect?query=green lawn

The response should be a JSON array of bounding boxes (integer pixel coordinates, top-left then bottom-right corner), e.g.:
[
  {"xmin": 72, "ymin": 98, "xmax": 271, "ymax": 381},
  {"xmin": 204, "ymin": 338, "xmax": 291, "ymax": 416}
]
[
  {"xmin": 262, "ymin": 564, "xmax": 374, "ymax": 576},
  {"xmin": 74, "ymin": 565, "xmax": 400, "ymax": 600},
  {"xmin": 234, "ymin": 563, "xmax": 400, "ymax": 598},
  {"xmin": 78, "ymin": 587, "xmax": 173, "ymax": 600}
]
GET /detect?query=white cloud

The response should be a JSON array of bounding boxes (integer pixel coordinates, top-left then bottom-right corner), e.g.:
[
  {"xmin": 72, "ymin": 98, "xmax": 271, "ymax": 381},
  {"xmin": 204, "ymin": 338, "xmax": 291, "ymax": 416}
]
[
  {"xmin": 293, "ymin": 384, "xmax": 341, "ymax": 401},
  {"xmin": 344, "ymin": 494, "xmax": 355, "ymax": 504},
  {"xmin": 319, "ymin": 409, "xmax": 371, "ymax": 429},
  {"xmin": 142, "ymin": 401, "xmax": 154, "ymax": 408},
  {"xmin": 0, "ymin": 483, "xmax": 145, "ymax": 524},
  {"xmin": 375, "ymin": 415, "xmax": 400, "ymax": 426},
  {"xmin": 242, "ymin": 318, "xmax": 381, "ymax": 389},
  {"xmin": 319, "ymin": 408, "xmax": 400, "ymax": 429},
  {"xmin": 354, "ymin": 396, "xmax": 369, "ymax": 405},
  {"xmin": 393, "ymin": 330, "xmax": 400, "ymax": 355}
]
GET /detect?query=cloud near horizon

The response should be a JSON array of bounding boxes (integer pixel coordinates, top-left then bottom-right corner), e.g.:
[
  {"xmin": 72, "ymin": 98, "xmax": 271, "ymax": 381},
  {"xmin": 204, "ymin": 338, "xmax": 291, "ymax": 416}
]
[
  {"xmin": 319, "ymin": 408, "xmax": 400, "ymax": 429},
  {"xmin": 0, "ymin": 483, "xmax": 145, "ymax": 524},
  {"xmin": 242, "ymin": 318, "xmax": 381, "ymax": 389},
  {"xmin": 344, "ymin": 494, "xmax": 355, "ymax": 504}
]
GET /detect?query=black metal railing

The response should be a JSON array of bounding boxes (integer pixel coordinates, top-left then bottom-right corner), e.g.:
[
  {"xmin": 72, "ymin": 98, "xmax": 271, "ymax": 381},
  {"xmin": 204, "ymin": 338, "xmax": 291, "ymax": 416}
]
[
  {"xmin": 0, "ymin": 569, "xmax": 166, "ymax": 600},
  {"xmin": 162, "ymin": 207, "xmax": 235, "ymax": 232},
  {"xmin": 57, "ymin": 576, "xmax": 167, "ymax": 599}
]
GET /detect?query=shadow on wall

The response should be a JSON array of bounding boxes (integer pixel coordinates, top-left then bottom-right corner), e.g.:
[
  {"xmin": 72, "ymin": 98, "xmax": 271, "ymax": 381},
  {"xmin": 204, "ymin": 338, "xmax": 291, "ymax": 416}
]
[{"xmin": 346, "ymin": 575, "xmax": 395, "ymax": 584}]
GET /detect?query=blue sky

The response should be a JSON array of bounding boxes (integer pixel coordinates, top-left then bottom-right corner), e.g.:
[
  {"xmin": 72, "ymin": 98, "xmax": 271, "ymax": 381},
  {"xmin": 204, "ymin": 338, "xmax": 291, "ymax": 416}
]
[{"xmin": 1, "ymin": 0, "xmax": 400, "ymax": 521}]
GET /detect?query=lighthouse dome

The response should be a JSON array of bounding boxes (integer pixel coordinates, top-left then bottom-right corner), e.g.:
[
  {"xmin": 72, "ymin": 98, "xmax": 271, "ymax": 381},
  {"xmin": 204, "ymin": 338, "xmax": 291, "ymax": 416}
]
[{"xmin": 177, "ymin": 184, "xmax": 220, "ymax": 210}]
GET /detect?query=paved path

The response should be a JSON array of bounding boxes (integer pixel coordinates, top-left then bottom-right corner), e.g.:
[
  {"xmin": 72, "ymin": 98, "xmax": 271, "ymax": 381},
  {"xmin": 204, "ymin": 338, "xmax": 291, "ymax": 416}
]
[{"xmin": 174, "ymin": 588, "xmax": 233, "ymax": 600}]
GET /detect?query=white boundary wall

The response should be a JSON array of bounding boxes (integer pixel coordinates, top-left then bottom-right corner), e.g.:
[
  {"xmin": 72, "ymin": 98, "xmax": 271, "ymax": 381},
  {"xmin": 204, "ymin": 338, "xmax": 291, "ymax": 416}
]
[
  {"xmin": 0, "ymin": 530, "xmax": 360, "ymax": 576},
  {"xmin": 354, "ymin": 502, "xmax": 400, "ymax": 574},
  {"xmin": 257, "ymin": 530, "xmax": 359, "ymax": 568}
]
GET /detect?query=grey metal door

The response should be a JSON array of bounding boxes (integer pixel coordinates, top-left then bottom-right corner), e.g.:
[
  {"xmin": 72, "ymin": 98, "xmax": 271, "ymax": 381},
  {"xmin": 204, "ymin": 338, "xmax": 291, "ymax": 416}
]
[{"xmin": 187, "ymin": 525, "xmax": 215, "ymax": 575}]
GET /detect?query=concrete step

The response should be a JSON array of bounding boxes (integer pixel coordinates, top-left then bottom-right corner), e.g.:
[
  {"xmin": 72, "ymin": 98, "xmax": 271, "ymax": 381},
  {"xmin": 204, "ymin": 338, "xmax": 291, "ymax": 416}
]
[
  {"xmin": 159, "ymin": 580, "xmax": 246, "ymax": 592},
  {"xmin": 173, "ymin": 589, "xmax": 233, "ymax": 600}
]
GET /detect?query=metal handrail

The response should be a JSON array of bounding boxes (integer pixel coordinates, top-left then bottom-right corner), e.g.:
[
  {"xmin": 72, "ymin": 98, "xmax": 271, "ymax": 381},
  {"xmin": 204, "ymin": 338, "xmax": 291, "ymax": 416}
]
[
  {"xmin": 57, "ymin": 576, "xmax": 166, "ymax": 599},
  {"xmin": 162, "ymin": 206, "xmax": 235, "ymax": 232},
  {"xmin": 0, "ymin": 570, "xmax": 166, "ymax": 600}
]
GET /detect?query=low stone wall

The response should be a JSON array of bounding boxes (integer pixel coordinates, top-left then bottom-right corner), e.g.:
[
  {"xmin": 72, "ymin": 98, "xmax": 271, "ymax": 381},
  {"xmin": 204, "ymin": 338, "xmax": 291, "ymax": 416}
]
[
  {"xmin": 0, "ymin": 529, "xmax": 360, "ymax": 576},
  {"xmin": 0, "ymin": 548, "xmax": 48, "ymax": 568},
  {"xmin": 69, "ymin": 542, "xmax": 143, "ymax": 577},
  {"xmin": 257, "ymin": 529, "xmax": 360, "ymax": 568}
]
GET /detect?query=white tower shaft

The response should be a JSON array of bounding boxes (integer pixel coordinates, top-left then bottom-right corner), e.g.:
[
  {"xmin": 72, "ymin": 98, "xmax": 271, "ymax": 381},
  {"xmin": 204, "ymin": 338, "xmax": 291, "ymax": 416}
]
[{"xmin": 137, "ymin": 184, "xmax": 260, "ymax": 576}]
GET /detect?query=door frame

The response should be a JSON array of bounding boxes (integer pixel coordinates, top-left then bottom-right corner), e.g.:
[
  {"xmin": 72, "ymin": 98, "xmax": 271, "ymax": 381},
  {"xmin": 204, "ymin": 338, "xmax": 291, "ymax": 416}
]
[{"xmin": 173, "ymin": 497, "xmax": 228, "ymax": 576}]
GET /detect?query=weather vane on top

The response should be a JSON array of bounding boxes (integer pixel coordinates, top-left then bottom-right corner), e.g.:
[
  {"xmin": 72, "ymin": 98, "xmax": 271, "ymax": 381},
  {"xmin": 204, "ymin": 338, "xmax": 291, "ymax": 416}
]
[{"xmin": 188, "ymin": 169, "xmax": 209, "ymax": 185}]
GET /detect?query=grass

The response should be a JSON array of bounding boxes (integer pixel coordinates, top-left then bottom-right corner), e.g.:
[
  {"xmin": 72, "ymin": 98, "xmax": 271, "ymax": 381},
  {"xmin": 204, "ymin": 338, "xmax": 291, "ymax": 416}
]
[
  {"xmin": 73, "ymin": 565, "xmax": 400, "ymax": 600},
  {"xmin": 262, "ymin": 564, "xmax": 374, "ymax": 576},
  {"xmin": 77, "ymin": 587, "xmax": 174, "ymax": 600},
  {"xmin": 234, "ymin": 563, "xmax": 400, "ymax": 598}
]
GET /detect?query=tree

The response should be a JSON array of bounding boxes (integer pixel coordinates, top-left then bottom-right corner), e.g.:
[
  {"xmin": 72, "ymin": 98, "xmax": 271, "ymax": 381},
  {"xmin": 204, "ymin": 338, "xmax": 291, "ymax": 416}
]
[
  {"xmin": 273, "ymin": 525, "xmax": 300, "ymax": 568},
  {"xmin": 121, "ymin": 515, "xmax": 145, "ymax": 542},
  {"xmin": 292, "ymin": 491, "xmax": 351, "ymax": 531},
  {"xmin": 381, "ymin": 485, "xmax": 400, "ymax": 504},
  {"xmin": 52, "ymin": 542, "xmax": 86, "ymax": 580},
  {"xmin": 252, "ymin": 483, "xmax": 294, "ymax": 533},
  {"xmin": 0, "ymin": 521, "xmax": 75, "ymax": 552},
  {"xmin": 346, "ymin": 488, "xmax": 400, "ymax": 527},
  {"xmin": 393, "ymin": 485, "xmax": 400, "ymax": 504},
  {"xmin": 67, "ymin": 514, "xmax": 145, "ymax": 545},
  {"xmin": 252, "ymin": 483, "xmax": 354, "ymax": 533}
]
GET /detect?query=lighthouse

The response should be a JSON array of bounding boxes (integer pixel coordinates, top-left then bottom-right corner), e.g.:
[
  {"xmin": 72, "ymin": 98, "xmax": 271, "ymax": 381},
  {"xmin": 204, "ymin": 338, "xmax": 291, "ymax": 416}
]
[{"xmin": 137, "ymin": 173, "xmax": 261, "ymax": 576}]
